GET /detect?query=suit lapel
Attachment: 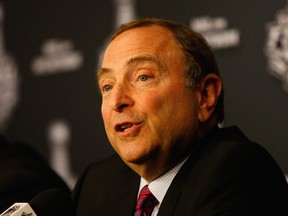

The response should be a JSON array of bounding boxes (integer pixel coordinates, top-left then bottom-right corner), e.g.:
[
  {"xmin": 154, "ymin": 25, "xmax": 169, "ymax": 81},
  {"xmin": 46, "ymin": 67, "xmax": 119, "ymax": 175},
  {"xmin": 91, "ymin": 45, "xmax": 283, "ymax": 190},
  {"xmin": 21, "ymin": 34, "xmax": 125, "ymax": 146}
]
[
  {"xmin": 113, "ymin": 170, "xmax": 140, "ymax": 214},
  {"xmin": 157, "ymin": 155, "xmax": 195, "ymax": 216},
  {"xmin": 98, "ymin": 167, "xmax": 140, "ymax": 216},
  {"xmin": 157, "ymin": 127, "xmax": 224, "ymax": 216},
  {"xmin": 157, "ymin": 183, "xmax": 182, "ymax": 216}
]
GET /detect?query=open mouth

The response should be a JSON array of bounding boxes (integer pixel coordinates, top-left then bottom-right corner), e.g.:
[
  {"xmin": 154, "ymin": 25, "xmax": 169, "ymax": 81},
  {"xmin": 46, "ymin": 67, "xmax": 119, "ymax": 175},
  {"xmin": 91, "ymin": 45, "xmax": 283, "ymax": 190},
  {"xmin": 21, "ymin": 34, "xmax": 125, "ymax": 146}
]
[{"xmin": 115, "ymin": 122, "xmax": 134, "ymax": 132}]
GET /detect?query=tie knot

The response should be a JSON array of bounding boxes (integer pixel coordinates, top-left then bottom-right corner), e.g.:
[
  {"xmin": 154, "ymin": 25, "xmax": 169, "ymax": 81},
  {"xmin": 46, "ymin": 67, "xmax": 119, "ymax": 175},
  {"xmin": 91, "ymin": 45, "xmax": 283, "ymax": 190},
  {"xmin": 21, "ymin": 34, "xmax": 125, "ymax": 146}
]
[{"xmin": 134, "ymin": 185, "xmax": 159, "ymax": 216}]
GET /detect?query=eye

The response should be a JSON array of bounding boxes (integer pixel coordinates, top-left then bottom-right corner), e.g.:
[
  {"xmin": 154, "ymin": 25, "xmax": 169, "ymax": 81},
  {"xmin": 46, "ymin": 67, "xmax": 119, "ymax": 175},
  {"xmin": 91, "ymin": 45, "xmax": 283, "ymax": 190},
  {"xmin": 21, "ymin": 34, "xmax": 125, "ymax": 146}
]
[
  {"xmin": 103, "ymin": 85, "xmax": 113, "ymax": 92},
  {"xmin": 138, "ymin": 75, "xmax": 149, "ymax": 81}
]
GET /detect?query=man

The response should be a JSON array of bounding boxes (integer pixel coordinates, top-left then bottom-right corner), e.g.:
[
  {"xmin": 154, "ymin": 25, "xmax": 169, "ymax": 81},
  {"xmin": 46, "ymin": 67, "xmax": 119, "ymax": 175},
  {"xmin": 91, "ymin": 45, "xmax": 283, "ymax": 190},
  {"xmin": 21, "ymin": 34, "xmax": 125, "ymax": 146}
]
[{"xmin": 73, "ymin": 18, "xmax": 288, "ymax": 215}]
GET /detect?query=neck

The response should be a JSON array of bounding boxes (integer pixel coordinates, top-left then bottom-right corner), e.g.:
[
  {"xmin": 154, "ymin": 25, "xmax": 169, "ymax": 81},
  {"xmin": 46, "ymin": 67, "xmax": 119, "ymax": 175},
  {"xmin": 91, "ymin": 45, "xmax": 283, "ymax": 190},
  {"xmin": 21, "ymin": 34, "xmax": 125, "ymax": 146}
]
[{"xmin": 126, "ymin": 145, "xmax": 194, "ymax": 182}]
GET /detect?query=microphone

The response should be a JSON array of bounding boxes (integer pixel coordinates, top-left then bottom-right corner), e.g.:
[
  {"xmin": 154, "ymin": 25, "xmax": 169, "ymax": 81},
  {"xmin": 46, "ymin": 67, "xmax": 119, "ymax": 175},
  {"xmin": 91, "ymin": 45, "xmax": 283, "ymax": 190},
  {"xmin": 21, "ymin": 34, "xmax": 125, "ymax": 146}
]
[
  {"xmin": 0, "ymin": 203, "xmax": 36, "ymax": 216},
  {"xmin": 0, "ymin": 188, "xmax": 74, "ymax": 216}
]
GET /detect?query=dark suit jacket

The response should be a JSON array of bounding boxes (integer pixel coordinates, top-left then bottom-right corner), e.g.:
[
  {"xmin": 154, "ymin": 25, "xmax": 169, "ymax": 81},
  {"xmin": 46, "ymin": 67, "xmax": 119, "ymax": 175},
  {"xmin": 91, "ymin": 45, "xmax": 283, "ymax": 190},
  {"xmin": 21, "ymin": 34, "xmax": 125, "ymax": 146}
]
[
  {"xmin": 72, "ymin": 126, "xmax": 288, "ymax": 216},
  {"xmin": 0, "ymin": 135, "xmax": 70, "ymax": 213}
]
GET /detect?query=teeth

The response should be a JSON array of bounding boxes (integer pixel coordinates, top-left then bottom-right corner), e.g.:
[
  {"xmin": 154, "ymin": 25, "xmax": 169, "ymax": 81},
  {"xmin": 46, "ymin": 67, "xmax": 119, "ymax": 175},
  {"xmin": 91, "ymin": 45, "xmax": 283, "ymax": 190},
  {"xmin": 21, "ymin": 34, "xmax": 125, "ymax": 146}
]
[{"xmin": 119, "ymin": 123, "xmax": 133, "ymax": 131}]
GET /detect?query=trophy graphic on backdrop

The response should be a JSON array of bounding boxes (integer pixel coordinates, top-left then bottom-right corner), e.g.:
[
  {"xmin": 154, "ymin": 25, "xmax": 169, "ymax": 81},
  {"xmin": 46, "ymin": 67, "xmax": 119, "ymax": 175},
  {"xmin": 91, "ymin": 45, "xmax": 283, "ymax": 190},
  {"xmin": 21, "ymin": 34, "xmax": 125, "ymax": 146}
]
[
  {"xmin": 97, "ymin": 0, "xmax": 136, "ymax": 66},
  {"xmin": 48, "ymin": 120, "xmax": 77, "ymax": 189},
  {"xmin": 114, "ymin": 0, "xmax": 136, "ymax": 28},
  {"xmin": 0, "ymin": 3, "xmax": 19, "ymax": 132}
]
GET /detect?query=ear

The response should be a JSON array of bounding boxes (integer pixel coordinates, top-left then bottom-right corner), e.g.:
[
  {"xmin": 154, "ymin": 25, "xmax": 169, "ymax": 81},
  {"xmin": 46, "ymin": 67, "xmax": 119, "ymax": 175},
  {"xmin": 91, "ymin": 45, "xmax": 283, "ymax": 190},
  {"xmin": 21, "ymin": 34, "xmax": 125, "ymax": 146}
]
[{"xmin": 198, "ymin": 74, "xmax": 222, "ymax": 122}]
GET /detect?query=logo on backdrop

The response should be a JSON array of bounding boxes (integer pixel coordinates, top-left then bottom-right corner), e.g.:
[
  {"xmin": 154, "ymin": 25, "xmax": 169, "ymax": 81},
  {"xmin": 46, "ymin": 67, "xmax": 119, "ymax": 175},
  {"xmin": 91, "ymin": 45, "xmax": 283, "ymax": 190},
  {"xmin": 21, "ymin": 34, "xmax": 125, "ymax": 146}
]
[
  {"xmin": 265, "ymin": 5, "xmax": 288, "ymax": 93},
  {"xmin": 31, "ymin": 39, "xmax": 83, "ymax": 75},
  {"xmin": 0, "ymin": 3, "xmax": 19, "ymax": 132},
  {"xmin": 190, "ymin": 16, "xmax": 241, "ymax": 50}
]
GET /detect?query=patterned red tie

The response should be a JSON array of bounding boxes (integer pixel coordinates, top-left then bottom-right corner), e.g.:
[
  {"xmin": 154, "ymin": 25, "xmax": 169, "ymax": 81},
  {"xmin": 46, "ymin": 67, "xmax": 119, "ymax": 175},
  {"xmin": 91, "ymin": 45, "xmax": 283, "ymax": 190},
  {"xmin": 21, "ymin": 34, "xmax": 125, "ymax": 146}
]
[{"xmin": 134, "ymin": 185, "xmax": 159, "ymax": 216}]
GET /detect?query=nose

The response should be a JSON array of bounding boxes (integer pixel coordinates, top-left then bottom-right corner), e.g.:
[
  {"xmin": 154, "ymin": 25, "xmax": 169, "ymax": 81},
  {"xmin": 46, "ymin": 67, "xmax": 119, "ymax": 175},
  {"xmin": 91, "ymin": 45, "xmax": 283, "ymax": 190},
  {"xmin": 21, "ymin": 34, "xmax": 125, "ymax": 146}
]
[{"xmin": 108, "ymin": 84, "xmax": 134, "ymax": 112}]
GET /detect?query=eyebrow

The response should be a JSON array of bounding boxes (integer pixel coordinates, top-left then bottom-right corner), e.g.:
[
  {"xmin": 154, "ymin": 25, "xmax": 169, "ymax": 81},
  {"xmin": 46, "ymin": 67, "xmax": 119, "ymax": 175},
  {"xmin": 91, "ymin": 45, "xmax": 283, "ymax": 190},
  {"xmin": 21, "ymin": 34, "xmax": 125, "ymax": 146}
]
[
  {"xmin": 96, "ymin": 67, "xmax": 112, "ymax": 81},
  {"xmin": 126, "ymin": 55, "xmax": 161, "ymax": 67},
  {"xmin": 97, "ymin": 55, "xmax": 166, "ymax": 81}
]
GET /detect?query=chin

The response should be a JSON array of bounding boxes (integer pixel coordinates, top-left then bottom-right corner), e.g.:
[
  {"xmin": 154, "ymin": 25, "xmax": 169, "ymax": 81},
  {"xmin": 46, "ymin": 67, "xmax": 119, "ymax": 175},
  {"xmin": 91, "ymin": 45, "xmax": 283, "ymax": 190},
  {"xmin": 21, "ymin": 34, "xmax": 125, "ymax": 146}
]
[
  {"xmin": 123, "ymin": 150, "xmax": 158, "ymax": 166},
  {"xmin": 122, "ymin": 154, "xmax": 145, "ymax": 165}
]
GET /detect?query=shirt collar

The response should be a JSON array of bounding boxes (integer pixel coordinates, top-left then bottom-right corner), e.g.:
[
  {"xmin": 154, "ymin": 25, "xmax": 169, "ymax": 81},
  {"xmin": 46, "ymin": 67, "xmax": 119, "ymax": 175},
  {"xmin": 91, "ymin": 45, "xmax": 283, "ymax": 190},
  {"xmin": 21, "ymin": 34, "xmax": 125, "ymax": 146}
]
[{"xmin": 138, "ymin": 156, "xmax": 189, "ymax": 204}]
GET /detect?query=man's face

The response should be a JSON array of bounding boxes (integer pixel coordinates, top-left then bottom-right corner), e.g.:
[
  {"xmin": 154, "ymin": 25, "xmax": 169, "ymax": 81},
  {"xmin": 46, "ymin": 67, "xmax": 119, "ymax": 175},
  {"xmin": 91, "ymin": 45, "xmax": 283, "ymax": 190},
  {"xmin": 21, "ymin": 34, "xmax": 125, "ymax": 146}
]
[{"xmin": 98, "ymin": 26, "xmax": 201, "ymax": 178}]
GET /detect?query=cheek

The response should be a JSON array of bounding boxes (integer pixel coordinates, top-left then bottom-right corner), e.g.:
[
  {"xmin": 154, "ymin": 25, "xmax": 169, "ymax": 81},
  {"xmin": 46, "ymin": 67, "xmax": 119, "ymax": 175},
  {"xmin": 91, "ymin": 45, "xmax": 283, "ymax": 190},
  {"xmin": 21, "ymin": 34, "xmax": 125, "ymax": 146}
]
[
  {"xmin": 137, "ymin": 93, "xmax": 166, "ymax": 117},
  {"xmin": 160, "ymin": 91, "xmax": 199, "ymax": 130},
  {"xmin": 101, "ymin": 103, "xmax": 111, "ymax": 127},
  {"xmin": 138, "ymin": 92, "xmax": 178, "ymax": 135}
]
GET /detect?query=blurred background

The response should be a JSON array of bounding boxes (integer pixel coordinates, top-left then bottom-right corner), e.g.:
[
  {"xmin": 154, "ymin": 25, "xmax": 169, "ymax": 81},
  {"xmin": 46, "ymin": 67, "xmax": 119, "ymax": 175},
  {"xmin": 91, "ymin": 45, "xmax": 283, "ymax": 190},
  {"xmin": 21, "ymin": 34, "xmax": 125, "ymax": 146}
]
[{"xmin": 0, "ymin": 0, "xmax": 287, "ymax": 188}]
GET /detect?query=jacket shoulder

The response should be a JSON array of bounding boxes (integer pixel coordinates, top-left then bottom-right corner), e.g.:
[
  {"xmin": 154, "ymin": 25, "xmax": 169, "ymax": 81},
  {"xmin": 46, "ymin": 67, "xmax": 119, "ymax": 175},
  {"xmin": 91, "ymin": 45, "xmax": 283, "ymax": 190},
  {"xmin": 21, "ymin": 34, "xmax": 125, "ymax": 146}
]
[
  {"xmin": 168, "ymin": 126, "xmax": 288, "ymax": 215},
  {"xmin": 72, "ymin": 154, "xmax": 139, "ymax": 215}
]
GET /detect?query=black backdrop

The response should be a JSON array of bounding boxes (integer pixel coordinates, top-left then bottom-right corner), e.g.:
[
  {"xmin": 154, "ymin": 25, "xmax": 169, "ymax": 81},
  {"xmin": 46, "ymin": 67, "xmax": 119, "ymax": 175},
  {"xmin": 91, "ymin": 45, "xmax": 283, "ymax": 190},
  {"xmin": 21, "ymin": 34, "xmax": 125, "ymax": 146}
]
[{"xmin": 0, "ymin": 0, "xmax": 287, "ymax": 187}]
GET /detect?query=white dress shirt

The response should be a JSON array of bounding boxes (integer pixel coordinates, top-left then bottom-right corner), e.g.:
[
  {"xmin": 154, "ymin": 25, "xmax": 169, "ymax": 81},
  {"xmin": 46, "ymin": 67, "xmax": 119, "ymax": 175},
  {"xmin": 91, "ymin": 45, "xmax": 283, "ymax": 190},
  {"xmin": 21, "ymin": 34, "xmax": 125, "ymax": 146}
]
[{"xmin": 136, "ymin": 157, "xmax": 189, "ymax": 216}]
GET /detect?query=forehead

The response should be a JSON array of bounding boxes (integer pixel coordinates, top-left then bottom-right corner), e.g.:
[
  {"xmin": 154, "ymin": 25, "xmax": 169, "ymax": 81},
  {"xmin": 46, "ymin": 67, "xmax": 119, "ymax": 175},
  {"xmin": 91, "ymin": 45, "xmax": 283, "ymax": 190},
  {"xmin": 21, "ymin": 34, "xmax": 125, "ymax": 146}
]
[
  {"xmin": 102, "ymin": 25, "xmax": 183, "ymax": 66},
  {"xmin": 110, "ymin": 25, "xmax": 176, "ymax": 47}
]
